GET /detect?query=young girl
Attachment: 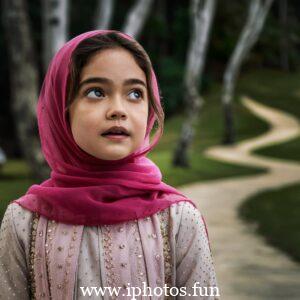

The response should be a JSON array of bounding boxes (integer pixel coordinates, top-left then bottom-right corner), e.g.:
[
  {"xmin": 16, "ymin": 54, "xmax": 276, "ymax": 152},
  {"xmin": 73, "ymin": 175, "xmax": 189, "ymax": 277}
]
[{"xmin": 0, "ymin": 30, "xmax": 219, "ymax": 299}]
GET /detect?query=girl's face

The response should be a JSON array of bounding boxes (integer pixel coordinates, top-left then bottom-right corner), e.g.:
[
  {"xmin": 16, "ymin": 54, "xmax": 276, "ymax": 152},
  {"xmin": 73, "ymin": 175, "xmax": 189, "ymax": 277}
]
[{"xmin": 68, "ymin": 47, "xmax": 149, "ymax": 161}]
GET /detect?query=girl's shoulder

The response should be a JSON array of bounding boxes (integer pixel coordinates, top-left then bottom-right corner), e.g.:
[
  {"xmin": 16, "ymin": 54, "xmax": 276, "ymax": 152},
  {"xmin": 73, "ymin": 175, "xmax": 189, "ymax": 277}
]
[
  {"xmin": 0, "ymin": 202, "xmax": 33, "ymax": 299},
  {"xmin": 4, "ymin": 201, "xmax": 34, "ymax": 226},
  {"xmin": 156, "ymin": 200, "xmax": 203, "ymax": 236},
  {"xmin": 167, "ymin": 200, "xmax": 201, "ymax": 224},
  {"xmin": 171, "ymin": 200, "xmax": 200, "ymax": 216},
  {"xmin": 1, "ymin": 202, "xmax": 34, "ymax": 252},
  {"xmin": 157, "ymin": 200, "xmax": 199, "ymax": 219},
  {"xmin": 171, "ymin": 200, "xmax": 212, "ymax": 255}
]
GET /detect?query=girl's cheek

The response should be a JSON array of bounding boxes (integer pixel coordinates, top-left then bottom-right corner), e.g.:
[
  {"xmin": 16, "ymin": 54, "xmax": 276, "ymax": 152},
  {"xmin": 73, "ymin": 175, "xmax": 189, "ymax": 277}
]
[{"xmin": 134, "ymin": 104, "xmax": 148, "ymax": 117}]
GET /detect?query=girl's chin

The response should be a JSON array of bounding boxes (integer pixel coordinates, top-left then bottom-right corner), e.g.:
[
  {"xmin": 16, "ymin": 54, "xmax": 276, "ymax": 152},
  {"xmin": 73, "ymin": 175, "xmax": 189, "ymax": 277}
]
[{"xmin": 93, "ymin": 150, "xmax": 131, "ymax": 161}]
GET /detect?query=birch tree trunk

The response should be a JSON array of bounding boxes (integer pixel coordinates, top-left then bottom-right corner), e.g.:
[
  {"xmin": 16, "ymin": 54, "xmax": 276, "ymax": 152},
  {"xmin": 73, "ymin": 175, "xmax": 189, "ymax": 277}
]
[
  {"xmin": 0, "ymin": 147, "xmax": 7, "ymax": 169},
  {"xmin": 172, "ymin": 0, "xmax": 216, "ymax": 167},
  {"xmin": 221, "ymin": 0, "xmax": 274, "ymax": 144},
  {"xmin": 1, "ymin": 0, "xmax": 50, "ymax": 180},
  {"xmin": 122, "ymin": 0, "xmax": 154, "ymax": 39},
  {"xmin": 42, "ymin": 0, "xmax": 69, "ymax": 73},
  {"xmin": 94, "ymin": 0, "xmax": 115, "ymax": 29}
]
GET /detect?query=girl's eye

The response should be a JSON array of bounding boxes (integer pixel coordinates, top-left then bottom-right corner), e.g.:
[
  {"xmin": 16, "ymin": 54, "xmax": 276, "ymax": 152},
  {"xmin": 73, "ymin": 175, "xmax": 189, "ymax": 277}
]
[
  {"xmin": 84, "ymin": 87, "xmax": 143, "ymax": 100},
  {"xmin": 85, "ymin": 87, "xmax": 104, "ymax": 99},
  {"xmin": 129, "ymin": 89, "xmax": 143, "ymax": 100}
]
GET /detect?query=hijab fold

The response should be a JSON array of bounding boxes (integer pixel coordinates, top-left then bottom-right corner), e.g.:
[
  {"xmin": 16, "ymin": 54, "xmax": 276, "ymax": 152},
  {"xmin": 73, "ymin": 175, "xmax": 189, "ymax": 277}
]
[{"xmin": 13, "ymin": 29, "xmax": 196, "ymax": 226}]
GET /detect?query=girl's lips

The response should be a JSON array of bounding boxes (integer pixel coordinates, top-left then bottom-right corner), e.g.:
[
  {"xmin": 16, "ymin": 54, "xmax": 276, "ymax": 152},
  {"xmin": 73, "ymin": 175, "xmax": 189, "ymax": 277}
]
[{"xmin": 102, "ymin": 134, "xmax": 130, "ymax": 141}]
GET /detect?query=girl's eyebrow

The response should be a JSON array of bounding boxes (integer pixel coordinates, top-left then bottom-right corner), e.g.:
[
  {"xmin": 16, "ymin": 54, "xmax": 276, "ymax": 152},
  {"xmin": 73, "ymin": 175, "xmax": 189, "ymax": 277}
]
[{"xmin": 78, "ymin": 77, "xmax": 147, "ymax": 90}]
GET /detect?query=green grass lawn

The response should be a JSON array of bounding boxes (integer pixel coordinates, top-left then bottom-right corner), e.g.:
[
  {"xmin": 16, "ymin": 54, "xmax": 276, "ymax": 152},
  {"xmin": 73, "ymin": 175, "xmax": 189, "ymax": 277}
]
[
  {"xmin": 0, "ymin": 160, "xmax": 35, "ymax": 217},
  {"xmin": 239, "ymin": 183, "xmax": 300, "ymax": 264}
]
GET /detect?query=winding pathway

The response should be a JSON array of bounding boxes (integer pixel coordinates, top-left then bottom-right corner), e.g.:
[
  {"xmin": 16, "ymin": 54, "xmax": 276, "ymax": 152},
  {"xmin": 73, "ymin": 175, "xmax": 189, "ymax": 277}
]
[{"xmin": 178, "ymin": 96, "xmax": 300, "ymax": 299}]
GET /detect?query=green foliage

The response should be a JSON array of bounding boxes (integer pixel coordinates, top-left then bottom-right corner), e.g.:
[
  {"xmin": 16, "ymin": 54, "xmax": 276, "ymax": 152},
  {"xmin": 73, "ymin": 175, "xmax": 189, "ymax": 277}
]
[
  {"xmin": 209, "ymin": 0, "xmax": 247, "ymax": 61},
  {"xmin": 255, "ymin": 138, "xmax": 300, "ymax": 161},
  {"xmin": 0, "ymin": 160, "xmax": 35, "ymax": 222},
  {"xmin": 158, "ymin": 56, "xmax": 185, "ymax": 116},
  {"xmin": 171, "ymin": 5, "xmax": 190, "ymax": 61},
  {"xmin": 69, "ymin": 0, "xmax": 98, "ymax": 35},
  {"xmin": 239, "ymin": 184, "xmax": 300, "ymax": 263}
]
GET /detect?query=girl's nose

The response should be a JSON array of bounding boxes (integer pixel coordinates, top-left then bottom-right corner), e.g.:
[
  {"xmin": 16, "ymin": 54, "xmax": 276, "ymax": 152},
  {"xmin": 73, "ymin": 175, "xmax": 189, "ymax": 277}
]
[
  {"xmin": 107, "ymin": 109, "xmax": 127, "ymax": 120},
  {"xmin": 106, "ymin": 97, "xmax": 127, "ymax": 120}
]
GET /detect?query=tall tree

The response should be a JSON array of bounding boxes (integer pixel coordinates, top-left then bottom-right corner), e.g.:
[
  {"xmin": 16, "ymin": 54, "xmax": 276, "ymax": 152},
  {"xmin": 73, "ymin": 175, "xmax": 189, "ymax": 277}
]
[
  {"xmin": 172, "ymin": 0, "xmax": 217, "ymax": 167},
  {"xmin": 221, "ymin": 0, "xmax": 274, "ymax": 144},
  {"xmin": 1, "ymin": 0, "xmax": 50, "ymax": 180},
  {"xmin": 94, "ymin": 0, "xmax": 115, "ymax": 29},
  {"xmin": 122, "ymin": 0, "xmax": 154, "ymax": 39},
  {"xmin": 0, "ymin": 147, "xmax": 6, "ymax": 170},
  {"xmin": 42, "ymin": 0, "xmax": 69, "ymax": 73}
]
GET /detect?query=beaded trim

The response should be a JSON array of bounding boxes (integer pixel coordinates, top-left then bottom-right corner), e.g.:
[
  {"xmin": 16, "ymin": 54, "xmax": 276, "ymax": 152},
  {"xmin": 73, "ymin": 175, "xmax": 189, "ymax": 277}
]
[
  {"xmin": 45, "ymin": 220, "xmax": 58, "ymax": 298},
  {"xmin": 63, "ymin": 225, "xmax": 80, "ymax": 293},
  {"xmin": 28, "ymin": 212, "xmax": 39, "ymax": 300},
  {"xmin": 132, "ymin": 219, "xmax": 146, "ymax": 286},
  {"xmin": 157, "ymin": 208, "xmax": 172, "ymax": 294},
  {"xmin": 101, "ymin": 224, "xmax": 117, "ymax": 296}
]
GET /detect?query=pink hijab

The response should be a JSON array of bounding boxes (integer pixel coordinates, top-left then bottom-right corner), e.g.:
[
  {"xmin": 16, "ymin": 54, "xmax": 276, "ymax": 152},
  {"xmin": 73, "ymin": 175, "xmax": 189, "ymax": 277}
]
[{"xmin": 13, "ymin": 29, "xmax": 196, "ymax": 226}]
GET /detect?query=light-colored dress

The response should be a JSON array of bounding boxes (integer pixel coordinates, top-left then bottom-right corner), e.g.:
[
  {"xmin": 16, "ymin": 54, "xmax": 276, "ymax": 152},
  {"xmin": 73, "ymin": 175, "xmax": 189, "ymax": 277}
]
[{"xmin": 0, "ymin": 201, "xmax": 220, "ymax": 299}]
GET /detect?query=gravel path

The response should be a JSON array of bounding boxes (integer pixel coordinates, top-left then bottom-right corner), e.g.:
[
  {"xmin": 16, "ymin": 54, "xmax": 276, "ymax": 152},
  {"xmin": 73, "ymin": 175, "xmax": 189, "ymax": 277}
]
[{"xmin": 178, "ymin": 96, "xmax": 300, "ymax": 299}]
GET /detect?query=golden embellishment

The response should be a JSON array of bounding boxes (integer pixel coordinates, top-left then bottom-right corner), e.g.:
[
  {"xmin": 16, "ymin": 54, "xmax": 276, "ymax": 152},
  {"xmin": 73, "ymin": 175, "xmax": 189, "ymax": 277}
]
[
  {"xmin": 101, "ymin": 224, "xmax": 117, "ymax": 298},
  {"xmin": 132, "ymin": 220, "xmax": 147, "ymax": 287},
  {"xmin": 28, "ymin": 212, "xmax": 40, "ymax": 300},
  {"xmin": 157, "ymin": 207, "xmax": 172, "ymax": 299},
  {"xmin": 62, "ymin": 225, "xmax": 79, "ymax": 290},
  {"xmin": 45, "ymin": 219, "xmax": 58, "ymax": 298}
]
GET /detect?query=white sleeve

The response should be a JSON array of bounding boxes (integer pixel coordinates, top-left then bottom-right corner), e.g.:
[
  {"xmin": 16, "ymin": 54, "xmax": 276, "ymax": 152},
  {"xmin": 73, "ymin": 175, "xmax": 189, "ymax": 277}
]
[
  {"xmin": 176, "ymin": 202, "xmax": 220, "ymax": 299},
  {"xmin": 0, "ymin": 203, "xmax": 30, "ymax": 300}
]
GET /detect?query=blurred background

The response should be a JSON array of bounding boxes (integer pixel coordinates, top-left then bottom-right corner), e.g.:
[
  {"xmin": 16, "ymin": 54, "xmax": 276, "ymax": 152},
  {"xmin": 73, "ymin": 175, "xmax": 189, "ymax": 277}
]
[{"xmin": 0, "ymin": 0, "xmax": 300, "ymax": 299}]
